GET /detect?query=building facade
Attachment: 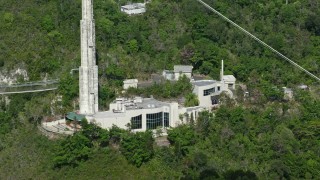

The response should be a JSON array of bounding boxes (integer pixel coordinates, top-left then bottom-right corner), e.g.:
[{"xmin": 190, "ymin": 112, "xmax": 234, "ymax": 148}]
[
  {"xmin": 86, "ymin": 61, "xmax": 236, "ymax": 131},
  {"xmin": 88, "ymin": 97, "xmax": 173, "ymax": 131},
  {"xmin": 86, "ymin": 97, "xmax": 204, "ymax": 131},
  {"xmin": 192, "ymin": 80, "xmax": 222, "ymax": 107},
  {"xmin": 163, "ymin": 65, "xmax": 193, "ymax": 81},
  {"xmin": 123, "ymin": 79, "xmax": 138, "ymax": 90},
  {"xmin": 121, "ymin": 3, "xmax": 146, "ymax": 15},
  {"xmin": 192, "ymin": 60, "xmax": 236, "ymax": 107}
]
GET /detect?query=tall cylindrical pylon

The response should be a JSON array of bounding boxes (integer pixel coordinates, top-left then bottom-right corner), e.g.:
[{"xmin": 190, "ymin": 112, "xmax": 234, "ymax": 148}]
[
  {"xmin": 79, "ymin": 0, "xmax": 98, "ymax": 115},
  {"xmin": 220, "ymin": 60, "xmax": 224, "ymax": 81}
]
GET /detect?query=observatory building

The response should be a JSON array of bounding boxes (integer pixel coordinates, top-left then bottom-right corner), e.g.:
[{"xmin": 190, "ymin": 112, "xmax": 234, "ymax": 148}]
[{"xmin": 85, "ymin": 61, "xmax": 236, "ymax": 131}]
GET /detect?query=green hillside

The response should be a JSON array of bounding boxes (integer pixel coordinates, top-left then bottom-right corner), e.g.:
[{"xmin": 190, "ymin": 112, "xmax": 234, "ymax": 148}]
[{"xmin": 0, "ymin": 0, "xmax": 319, "ymax": 179}]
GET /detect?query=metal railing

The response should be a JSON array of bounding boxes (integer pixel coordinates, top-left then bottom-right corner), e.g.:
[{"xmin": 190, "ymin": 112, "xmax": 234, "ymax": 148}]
[{"xmin": 0, "ymin": 79, "xmax": 59, "ymax": 95}]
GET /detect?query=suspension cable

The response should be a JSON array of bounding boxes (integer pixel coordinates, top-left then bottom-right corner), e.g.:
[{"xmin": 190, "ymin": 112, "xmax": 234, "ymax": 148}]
[{"xmin": 196, "ymin": 0, "xmax": 320, "ymax": 82}]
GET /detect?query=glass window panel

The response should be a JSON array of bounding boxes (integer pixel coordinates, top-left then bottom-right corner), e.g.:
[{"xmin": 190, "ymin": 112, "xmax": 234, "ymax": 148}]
[
  {"xmin": 164, "ymin": 112, "xmax": 170, "ymax": 127},
  {"xmin": 146, "ymin": 112, "xmax": 163, "ymax": 130},
  {"xmin": 203, "ymin": 88, "xmax": 215, "ymax": 96},
  {"xmin": 131, "ymin": 114, "xmax": 142, "ymax": 129}
]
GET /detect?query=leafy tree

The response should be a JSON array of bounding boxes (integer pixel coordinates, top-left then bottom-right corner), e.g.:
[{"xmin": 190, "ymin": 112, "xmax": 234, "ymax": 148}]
[
  {"xmin": 199, "ymin": 168, "xmax": 220, "ymax": 180},
  {"xmin": 3, "ymin": 12, "xmax": 14, "ymax": 27},
  {"xmin": 271, "ymin": 125, "xmax": 299, "ymax": 154},
  {"xmin": 58, "ymin": 73, "xmax": 79, "ymax": 109},
  {"xmin": 196, "ymin": 111, "xmax": 214, "ymax": 137},
  {"xmin": 184, "ymin": 93, "xmax": 199, "ymax": 107},
  {"xmin": 224, "ymin": 170, "xmax": 258, "ymax": 180},
  {"xmin": 98, "ymin": 84, "xmax": 116, "ymax": 110},
  {"xmin": 41, "ymin": 15, "xmax": 55, "ymax": 32},
  {"xmin": 261, "ymin": 84, "xmax": 284, "ymax": 101},
  {"xmin": 127, "ymin": 39, "xmax": 139, "ymax": 54},
  {"xmin": 53, "ymin": 134, "xmax": 92, "ymax": 168},
  {"xmin": 106, "ymin": 63, "xmax": 126, "ymax": 82},
  {"xmin": 109, "ymin": 125, "xmax": 127, "ymax": 145},
  {"xmin": 24, "ymin": 96, "xmax": 51, "ymax": 123},
  {"xmin": 97, "ymin": 17, "xmax": 114, "ymax": 43},
  {"xmin": 0, "ymin": 112, "xmax": 12, "ymax": 135},
  {"xmin": 120, "ymin": 131, "xmax": 154, "ymax": 167},
  {"xmin": 81, "ymin": 119, "xmax": 109, "ymax": 147},
  {"xmin": 167, "ymin": 125, "xmax": 196, "ymax": 156},
  {"xmin": 305, "ymin": 14, "xmax": 320, "ymax": 36}
]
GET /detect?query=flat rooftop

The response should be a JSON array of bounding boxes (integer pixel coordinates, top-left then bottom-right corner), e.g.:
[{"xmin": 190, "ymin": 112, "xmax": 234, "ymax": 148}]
[
  {"xmin": 121, "ymin": 3, "xmax": 145, "ymax": 10},
  {"xmin": 192, "ymin": 80, "xmax": 217, "ymax": 87},
  {"xmin": 174, "ymin": 65, "xmax": 193, "ymax": 73},
  {"xmin": 185, "ymin": 106, "xmax": 204, "ymax": 112},
  {"xmin": 92, "ymin": 111, "xmax": 126, "ymax": 118},
  {"xmin": 124, "ymin": 79, "xmax": 138, "ymax": 83},
  {"xmin": 223, "ymin": 75, "xmax": 236, "ymax": 82},
  {"xmin": 89, "ymin": 98, "xmax": 173, "ymax": 119},
  {"xmin": 125, "ymin": 98, "xmax": 171, "ymax": 110}
]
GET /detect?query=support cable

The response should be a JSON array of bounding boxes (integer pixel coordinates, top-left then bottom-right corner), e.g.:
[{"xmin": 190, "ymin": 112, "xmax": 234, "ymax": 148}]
[
  {"xmin": 0, "ymin": 88, "xmax": 58, "ymax": 95},
  {"xmin": 196, "ymin": 0, "xmax": 320, "ymax": 82}
]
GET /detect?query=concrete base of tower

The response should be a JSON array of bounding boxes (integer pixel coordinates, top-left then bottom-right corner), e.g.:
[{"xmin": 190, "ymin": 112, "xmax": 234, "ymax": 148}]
[{"xmin": 79, "ymin": 66, "xmax": 98, "ymax": 115}]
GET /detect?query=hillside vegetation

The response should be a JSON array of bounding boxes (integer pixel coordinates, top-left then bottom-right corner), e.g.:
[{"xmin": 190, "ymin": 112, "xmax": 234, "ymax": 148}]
[{"xmin": 0, "ymin": 0, "xmax": 319, "ymax": 179}]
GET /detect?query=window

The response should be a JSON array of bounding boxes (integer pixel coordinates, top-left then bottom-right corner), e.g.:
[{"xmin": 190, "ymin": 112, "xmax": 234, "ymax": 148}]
[
  {"xmin": 146, "ymin": 112, "xmax": 163, "ymax": 129},
  {"xmin": 211, "ymin": 95, "xmax": 219, "ymax": 105},
  {"xmin": 228, "ymin": 84, "xmax": 233, "ymax": 89},
  {"xmin": 164, "ymin": 112, "xmax": 170, "ymax": 127},
  {"xmin": 217, "ymin": 86, "xmax": 220, "ymax": 91},
  {"xmin": 203, "ymin": 87, "xmax": 215, "ymax": 96},
  {"xmin": 131, "ymin": 115, "xmax": 142, "ymax": 129},
  {"xmin": 212, "ymin": 99, "xmax": 219, "ymax": 105}
]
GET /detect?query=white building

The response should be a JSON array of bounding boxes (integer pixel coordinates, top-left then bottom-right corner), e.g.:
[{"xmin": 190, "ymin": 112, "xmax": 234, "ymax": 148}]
[
  {"xmin": 222, "ymin": 75, "xmax": 236, "ymax": 90},
  {"xmin": 121, "ymin": 3, "xmax": 146, "ymax": 15},
  {"xmin": 86, "ymin": 97, "xmax": 204, "ymax": 132},
  {"xmin": 123, "ymin": 79, "xmax": 138, "ymax": 90},
  {"xmin": 298, "ymin": 84, "xmax": 309, "ymax": 90},
  {"xmin": 174, "ymin": 65, "xmax": 193, "ymax": 80},
  {"xmin": 283, "ymin": 87, "xmax": 293, "ymax": 100},
  {"xmin": 84, "ymin": 61, "xmax": 235, "ymax": 132},
  {"xmin": 192, "ymin": 80, "xmax": 221, "ymax": 107},
  {"xmin": 74, "ymin": 1, "xmax": 238, "ymax": 133},
  {"xmin": 163, "ymin": 65, "xmax": 193, "ymax": 81},
  {"xmin": 192, "ymin": 60, "xmax": 236, "ymax": 107}
]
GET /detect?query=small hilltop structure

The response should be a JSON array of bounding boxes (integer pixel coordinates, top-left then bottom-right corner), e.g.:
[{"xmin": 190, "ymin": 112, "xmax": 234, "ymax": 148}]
[
  {"xmin": 163, "ymin": 65, "xmax": 193, "ymax": 81},
  {"xmin": 120, "ymin": 1, "xmax": 150, "ymax": 15}
]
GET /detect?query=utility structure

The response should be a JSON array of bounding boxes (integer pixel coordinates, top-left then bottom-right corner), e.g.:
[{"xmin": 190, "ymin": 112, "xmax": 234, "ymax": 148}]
[{"xmin": 79, "ymin": 0, "xmax": 98, "ymax": 115}]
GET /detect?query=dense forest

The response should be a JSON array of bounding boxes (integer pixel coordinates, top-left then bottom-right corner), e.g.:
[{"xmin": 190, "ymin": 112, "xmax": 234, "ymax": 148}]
[{"xmin": 0, "ymin": 0, "xmax": 319, "ymax": 179}]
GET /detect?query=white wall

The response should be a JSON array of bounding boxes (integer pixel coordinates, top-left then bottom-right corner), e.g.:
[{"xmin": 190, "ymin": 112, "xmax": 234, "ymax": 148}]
[
  {"xmin": 123, "ymin": 82, "xmax": 138, "ymax": 90},
  {"xmin": 90, "ymin": 102, "xmax": 180, "ymax": 132},
  {"xmin": 193, "ymin": 81, "xmax": 224, "ymax": 107},
  {"xmin": 174, "ymin": 72, "xmax": 192, "ymax": 81},
  {"xmin": 121, "ymin": 8, "xmax": 146, "ymax": 15},
  {"xmin": 178, "ymin": 106, "xmax": 205, "ymax": 124}
]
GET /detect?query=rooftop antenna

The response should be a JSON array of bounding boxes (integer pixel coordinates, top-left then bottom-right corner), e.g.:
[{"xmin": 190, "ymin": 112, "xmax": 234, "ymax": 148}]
[{"xmin": 220, "ymin": 60, "xmax": 224, "ymax": 81}]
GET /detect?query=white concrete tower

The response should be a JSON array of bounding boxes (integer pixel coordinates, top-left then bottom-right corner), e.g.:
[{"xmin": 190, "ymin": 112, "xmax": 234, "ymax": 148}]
[
  {"xmin": 220, "ymin": 60, "xmax": 224, "ymax": 81},
  {"xmin": 79, "ymin": 0, "xmax": 98, "ymax": 115}
]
